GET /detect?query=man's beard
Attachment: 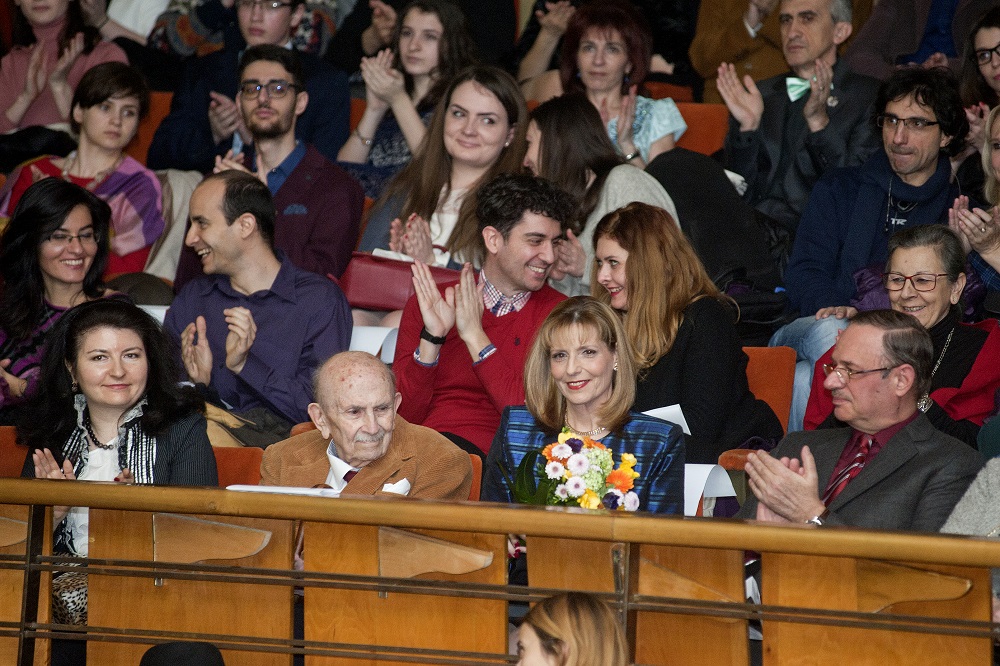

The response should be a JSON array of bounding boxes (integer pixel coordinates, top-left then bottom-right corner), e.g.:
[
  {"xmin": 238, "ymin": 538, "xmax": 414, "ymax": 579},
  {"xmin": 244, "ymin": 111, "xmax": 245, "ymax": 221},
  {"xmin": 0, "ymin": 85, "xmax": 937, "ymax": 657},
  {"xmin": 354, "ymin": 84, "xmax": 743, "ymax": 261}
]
[{"xmin": 248, "ymin": 110, "xmax": 293, "ymax": 141}]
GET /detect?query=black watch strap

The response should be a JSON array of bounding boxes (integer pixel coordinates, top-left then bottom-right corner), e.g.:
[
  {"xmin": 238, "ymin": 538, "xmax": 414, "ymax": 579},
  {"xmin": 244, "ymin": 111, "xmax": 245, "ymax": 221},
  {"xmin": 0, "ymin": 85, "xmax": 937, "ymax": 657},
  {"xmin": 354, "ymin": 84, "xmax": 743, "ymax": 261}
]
[{"xmin": 420, "ymin": 327, "xmax": 447, "ymax": 345}]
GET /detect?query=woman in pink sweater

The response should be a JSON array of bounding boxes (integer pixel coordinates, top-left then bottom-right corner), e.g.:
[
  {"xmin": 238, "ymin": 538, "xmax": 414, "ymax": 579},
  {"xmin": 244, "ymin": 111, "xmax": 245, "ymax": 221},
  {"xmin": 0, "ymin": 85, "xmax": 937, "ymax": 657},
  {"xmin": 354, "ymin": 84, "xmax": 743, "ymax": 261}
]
[{"xmin": 0, "ymin": 0, "xmax": 126, "ymax": 136}]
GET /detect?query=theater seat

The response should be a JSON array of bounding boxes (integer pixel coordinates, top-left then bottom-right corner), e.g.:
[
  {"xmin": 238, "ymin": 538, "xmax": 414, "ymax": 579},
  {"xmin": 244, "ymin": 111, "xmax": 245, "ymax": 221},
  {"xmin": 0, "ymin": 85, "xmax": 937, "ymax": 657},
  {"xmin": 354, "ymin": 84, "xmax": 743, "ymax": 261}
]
[
  {"xmin": 126, "ymin": 91, "xmax": 173, "ymax": 166},
  {"xmin": 675, "ymin": 102, "xmax": 729, "ymax": 156},
  {"xmin": 0, "ymin": 426, "xmax": 26, "ymax": 478},
  {"xmin": 213, "ymin": 446, "xmax": 264, "ymax": 487}
]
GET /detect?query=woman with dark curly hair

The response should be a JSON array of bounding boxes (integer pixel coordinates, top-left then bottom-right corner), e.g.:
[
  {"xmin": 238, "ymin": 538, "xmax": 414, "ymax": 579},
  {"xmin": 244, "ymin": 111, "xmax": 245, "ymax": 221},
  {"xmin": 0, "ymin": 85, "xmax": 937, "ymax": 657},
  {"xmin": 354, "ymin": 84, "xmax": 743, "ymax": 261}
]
[{"xmin": 0, "ymin": 179, "xmax": 113, "ymax": 424}]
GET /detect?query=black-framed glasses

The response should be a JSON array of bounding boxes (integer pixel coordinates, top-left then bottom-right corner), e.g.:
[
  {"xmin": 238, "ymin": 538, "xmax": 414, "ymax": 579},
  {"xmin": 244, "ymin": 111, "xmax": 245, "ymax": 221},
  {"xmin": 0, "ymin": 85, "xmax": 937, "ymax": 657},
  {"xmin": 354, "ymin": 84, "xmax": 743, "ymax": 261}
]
[
  {"xmin": 239, "ymin": 79, "xmax": 299, "ymax": 98},
  {"xmin": 976, "ymin": 42, "xmax": 1000, "ymax": 65},
  {"xmin": 44, "ymin": 230, "xmax": 99, "ymax": 247},
  {"xmin": 822, "ymin": 364, "xmax": 896, "ymax": 384},
  {"xmin": 876, "ymin": 115, "xmax": 940, "ymax": 131},
  {"xmin": 236, "ymin": 0, "xmax": 294, "ymax": 10},
  {"xmin": 882, "ymin": 272, "xmax": 949, "ymax": 292}
]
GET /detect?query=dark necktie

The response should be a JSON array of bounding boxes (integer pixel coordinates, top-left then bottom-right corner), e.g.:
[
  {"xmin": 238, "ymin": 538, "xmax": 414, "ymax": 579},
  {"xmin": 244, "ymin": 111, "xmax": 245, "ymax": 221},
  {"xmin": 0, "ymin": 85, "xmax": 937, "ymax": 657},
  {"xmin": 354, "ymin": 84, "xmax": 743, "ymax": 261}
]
[
  {"xmin": 821, "ymin": 436, "xmax": 872, "ymax": 505},
  {"xmin": 343, "ymin": 470, "xmax": 357, "ymax": 484}
]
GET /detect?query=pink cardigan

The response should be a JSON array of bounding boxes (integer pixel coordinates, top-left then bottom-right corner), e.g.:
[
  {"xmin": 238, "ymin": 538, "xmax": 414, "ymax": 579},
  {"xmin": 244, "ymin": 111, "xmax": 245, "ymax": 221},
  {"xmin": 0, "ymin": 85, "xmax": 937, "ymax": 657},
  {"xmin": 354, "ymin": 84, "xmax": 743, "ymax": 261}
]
[{"xmin": 0, "ymin": 18, "xmax": 127, "ymax": 133}]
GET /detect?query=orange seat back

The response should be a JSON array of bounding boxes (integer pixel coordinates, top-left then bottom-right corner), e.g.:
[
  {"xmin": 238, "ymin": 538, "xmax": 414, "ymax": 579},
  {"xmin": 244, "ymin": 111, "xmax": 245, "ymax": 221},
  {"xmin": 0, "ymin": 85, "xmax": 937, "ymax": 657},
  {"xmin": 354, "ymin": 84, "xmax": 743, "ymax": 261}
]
[
  {"xmin": 213, "ymin": 446, "xmax": 264, "ymax": 487},
  {"xmin": 644, "ymin": 81, "xmax": 694, "ymax": 103},
  {"xmin": 675, "ymin": 102, "xmax": 729, "ymax": 156},
  {"xmin": 290, "ymin": 421, "xmax": 317, "ymax": 437},
  {"xmin": 0, "ymin": 426, "xmax": 27, "ymax": 479},
  {"xmin": 350, "ymin": 98, "xmax": 366, "ymax": 132},
  {"xmin": 468, "ymin": 453, "xmax": 482, "ymax": 501},
  {"xmin": 126, "ymin": 91, "xmax": 173, "ymax": 166},
  {"xmin": 743, "ymin": 346, "xmax": 795, "ymax": 433}
]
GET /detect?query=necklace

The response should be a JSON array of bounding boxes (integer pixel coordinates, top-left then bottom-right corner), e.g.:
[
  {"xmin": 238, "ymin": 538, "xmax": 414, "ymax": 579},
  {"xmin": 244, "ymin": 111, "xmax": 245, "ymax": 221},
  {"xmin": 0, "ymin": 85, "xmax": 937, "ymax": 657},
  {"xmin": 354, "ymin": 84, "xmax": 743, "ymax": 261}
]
[
  {"xmin": 884, "ymin": 178, "xmax": 918, "ymax": 234},
  {"xmin": 60, "ymin": 151, "xmax": 123, "ymax": 192},
  {"xmin": 564, "ymin": 417, "xmax": 607, "ymax": 438},
  {"xmin": 84, "ymin": 413, "xmax": 117, "ymax": 451},
  {"xmin": 917, "ymin": 327, "xmax": 954, "ymax": 412}
]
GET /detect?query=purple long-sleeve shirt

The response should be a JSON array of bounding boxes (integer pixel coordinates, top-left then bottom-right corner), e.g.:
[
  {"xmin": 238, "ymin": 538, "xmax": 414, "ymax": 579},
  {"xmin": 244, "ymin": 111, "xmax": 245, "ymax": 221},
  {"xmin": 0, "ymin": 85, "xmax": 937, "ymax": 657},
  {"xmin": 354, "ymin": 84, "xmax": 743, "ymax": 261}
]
[{"xmin": 164, "ymin": 254, "xmax": 351, "ymax": 424}]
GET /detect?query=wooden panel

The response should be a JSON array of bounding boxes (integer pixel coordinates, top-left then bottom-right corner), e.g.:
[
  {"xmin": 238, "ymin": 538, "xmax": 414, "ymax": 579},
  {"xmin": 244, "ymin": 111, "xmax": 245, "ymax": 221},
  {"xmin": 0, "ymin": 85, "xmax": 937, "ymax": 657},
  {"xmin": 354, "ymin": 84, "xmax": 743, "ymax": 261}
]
[
  {"xmin": 0, "ymin": 504, "xmax": 49, "ymax": 666},
  {"xmin": 87, "ymin": 509, "xmax": 294, "ymax": 666},
  {"xmin": 762, "ymin": 553, "xmax": 992, "ymax": 665},
  {"xmin": 527, "ymin": 538, "xmax": 748, "ymax": 666},
  {"xmin": 304, "ymin": 522, "xmax": 506, "ymax": 665}
]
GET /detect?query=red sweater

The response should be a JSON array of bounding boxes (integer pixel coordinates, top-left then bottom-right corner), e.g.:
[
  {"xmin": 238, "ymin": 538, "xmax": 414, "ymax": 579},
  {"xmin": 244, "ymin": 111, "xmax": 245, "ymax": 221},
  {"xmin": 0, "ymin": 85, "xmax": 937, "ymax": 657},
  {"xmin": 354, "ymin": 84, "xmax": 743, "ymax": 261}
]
[{"xmin": 393, "ymin": 283, "xmax": 566, "ymax": 453}]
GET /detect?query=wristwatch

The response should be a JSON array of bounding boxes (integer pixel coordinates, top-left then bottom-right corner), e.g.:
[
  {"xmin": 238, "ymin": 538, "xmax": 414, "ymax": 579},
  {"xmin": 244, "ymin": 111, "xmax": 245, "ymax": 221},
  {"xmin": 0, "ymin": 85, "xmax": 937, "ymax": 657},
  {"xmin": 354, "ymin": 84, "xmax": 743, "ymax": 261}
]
[{"xmin": 805, "ymin": 509, "xmax": 830, "ymax": 526}]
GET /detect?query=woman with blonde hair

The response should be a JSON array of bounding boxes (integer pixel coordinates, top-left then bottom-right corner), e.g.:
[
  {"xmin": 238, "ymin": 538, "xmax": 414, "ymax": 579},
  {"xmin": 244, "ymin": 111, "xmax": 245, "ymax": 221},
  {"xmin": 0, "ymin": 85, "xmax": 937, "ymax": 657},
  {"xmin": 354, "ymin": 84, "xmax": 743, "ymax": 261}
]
[
  {"xmin": 516, "ymin": 592, "xmax": 628, "ymax": 666},
  {"xmin": 482, "ymin": 296, "xmax": 684, "ymax": 515},
  {"xmin": 592, "ymin": 202, "xmax": 782, "ymax": 464}
]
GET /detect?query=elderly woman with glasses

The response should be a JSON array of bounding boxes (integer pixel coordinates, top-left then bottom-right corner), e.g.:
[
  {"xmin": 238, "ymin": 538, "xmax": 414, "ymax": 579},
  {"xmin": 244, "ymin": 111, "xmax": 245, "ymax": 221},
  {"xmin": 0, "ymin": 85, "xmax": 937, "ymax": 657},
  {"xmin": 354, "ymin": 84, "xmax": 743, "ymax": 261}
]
[{"xmin": 803, "ymin": 225, "xmax": 1000, "ymax": 448}]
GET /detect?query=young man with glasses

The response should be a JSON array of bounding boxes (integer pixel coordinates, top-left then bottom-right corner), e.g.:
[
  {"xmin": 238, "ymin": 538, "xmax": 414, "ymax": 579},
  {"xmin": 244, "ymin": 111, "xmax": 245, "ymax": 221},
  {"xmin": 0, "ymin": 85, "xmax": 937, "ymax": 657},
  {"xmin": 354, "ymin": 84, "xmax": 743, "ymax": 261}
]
[
  {"xmin": 171, "ymin": 45, "xmax": 363, "ymax": 290},
  {"xmin": 148, "ymin": 0, "xmax": 350, "ymax": 174},
  {"xmin": 739, "ymin": 309, "xmax": 983, "ymax": 530},
  {"xmin": 771, "ymin": 66, "xmax": 974, "ymax": 431}
]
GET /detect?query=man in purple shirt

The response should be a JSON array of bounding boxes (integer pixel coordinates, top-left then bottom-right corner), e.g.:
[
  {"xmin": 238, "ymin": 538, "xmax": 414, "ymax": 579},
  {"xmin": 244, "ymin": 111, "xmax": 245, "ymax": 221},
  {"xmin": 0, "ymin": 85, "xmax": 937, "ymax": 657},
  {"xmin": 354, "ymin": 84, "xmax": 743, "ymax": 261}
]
[{"xmin": 164, "ymin": 170, "xmax": 351, "ymax": 428}]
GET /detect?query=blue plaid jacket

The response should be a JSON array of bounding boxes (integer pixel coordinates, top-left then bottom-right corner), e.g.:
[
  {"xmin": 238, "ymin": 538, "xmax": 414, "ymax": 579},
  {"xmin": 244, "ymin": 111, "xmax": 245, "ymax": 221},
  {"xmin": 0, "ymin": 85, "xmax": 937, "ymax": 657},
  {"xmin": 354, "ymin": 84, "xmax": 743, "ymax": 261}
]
[{"xmin": 482, "ymin": 407, "xmax": 685, "ymax": 515}]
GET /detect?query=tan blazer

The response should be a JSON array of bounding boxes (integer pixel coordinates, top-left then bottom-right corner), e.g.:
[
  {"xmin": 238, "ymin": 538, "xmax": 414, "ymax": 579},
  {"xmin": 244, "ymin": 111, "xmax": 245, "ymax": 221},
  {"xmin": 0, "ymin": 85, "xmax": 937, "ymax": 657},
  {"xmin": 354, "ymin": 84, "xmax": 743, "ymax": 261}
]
[{"xmin": 260, "ymin": 415, "xmax": 473, "ymax": 501}]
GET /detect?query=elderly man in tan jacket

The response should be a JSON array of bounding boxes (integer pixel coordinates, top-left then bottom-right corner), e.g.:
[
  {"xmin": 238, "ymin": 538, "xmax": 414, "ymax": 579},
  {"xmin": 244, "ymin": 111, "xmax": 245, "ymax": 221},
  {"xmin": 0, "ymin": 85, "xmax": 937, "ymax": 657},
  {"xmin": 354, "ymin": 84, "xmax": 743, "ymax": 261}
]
[{"xmin": 261, "ymin": 351, "xmax": 472, "ymax": 499}]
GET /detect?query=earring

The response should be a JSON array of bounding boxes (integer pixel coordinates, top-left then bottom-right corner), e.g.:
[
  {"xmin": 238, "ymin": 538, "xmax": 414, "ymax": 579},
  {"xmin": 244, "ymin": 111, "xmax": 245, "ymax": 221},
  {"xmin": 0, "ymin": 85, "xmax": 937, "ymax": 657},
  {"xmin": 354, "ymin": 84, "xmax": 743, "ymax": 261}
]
[
  {"xmin": 613, "ymin": 361, "xmax": 618, "ymax": 372},
  {"xmin": 71, "ymin": 381, "xmax": 79, "ymax": 393},
  {"xmin": 504, "ymin": 141, "xmax": 510, "ymax": 147}
]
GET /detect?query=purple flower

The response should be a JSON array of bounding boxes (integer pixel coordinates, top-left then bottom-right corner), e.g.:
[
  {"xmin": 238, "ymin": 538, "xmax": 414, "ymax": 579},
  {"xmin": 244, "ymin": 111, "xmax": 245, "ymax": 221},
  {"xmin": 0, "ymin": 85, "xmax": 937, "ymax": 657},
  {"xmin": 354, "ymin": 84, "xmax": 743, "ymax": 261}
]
[
  {"xmin": 603, "ymin": 491, "xmax": 621, "ymax": 510},
  {"xmin": 566, "ymin": 437, "xmax": 584, "ymax": 453}
]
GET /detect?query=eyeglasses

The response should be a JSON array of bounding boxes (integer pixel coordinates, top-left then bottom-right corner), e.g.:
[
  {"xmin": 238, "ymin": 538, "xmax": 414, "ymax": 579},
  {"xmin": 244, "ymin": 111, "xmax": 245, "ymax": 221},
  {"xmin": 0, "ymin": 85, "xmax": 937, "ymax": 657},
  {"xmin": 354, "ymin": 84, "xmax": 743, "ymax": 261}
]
[
  {"xmin": 975, "ymin": 42, "xmax": 1000, "ymax": 65},
  {"xmin": 44, "ymin": 230, "xmax": 99, "ymax": 247},
  {"xmin": 236, "ymin": 0, "xmax": 294, "ymax": 10},
  {"xmin": 822, "ymin": 364, "xmax": 896, "ymax": 384},
  {"xmin": 239, "ymin": 79, "xmax": 299, "ymax": 98},
  {"xmin": 876, "ymin": 115, "xmax": 940, "ymax": 131},
  {"xmin": 882, "ymin": 272, "xmax": 949, "ymax": 292}
]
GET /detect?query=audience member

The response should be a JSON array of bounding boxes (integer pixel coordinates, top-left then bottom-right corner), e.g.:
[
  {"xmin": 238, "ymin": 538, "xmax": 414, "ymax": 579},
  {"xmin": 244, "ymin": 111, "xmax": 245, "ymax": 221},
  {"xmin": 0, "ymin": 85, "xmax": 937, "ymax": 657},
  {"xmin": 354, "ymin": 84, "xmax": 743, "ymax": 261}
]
[
  {"xmin": 515, "ymin": 592, "xmax": 628, "ymax": 666},
  {"xmin": 163, "ymin": 171, "xmax": 350, "ymax": 432},
  {"xmin": 804, "ymin": 226, "xmax": 1000, "ymax": 448},
  {"xmin": 0, "ymin": 180, "xmax": 114, "ymax": 425},
  {"xmin": 689, "ymin": 0, "xmax": 872, "ymax": 104},
  {"xmin": 337, "ymin": 0, "xmax": 477, "ymax": 198},
  {"xmin": 845, "ymin": 0, "xmax": 994, "ymax": 81},
  {"xmin": 718, "ymin": 0, "xmax": 880, "ymax": 236},
  {"xmin": 0, "ymin": 0, "xmax": 127, "ymax": 170},
  {"xmin": 359, "ymin": 65, "xmax": 527, "ymax": 269},
  {"xmin": 592, "ymin": 203, "xmax": 782, "ymax": 464},
  {"xmin": 0, "ymin": 62, "xmax": 164, "ymax": 277},
  {"xmin": 773, "ymin": 66, "xmax": 969, "ymax": 431},
  {"xmin": 261, "ymin": 351, "xmax": 473, "ymax": 498},
  {"xmin": 22, "ymin": 299, "xmax": 217, "ymax": 638},
  {"xmin": 527, "ymin": 0, "xmax": 687, "ymax": 167},
  {"xmin": 952, "ymin": 105, "xmax": 1000, "ymax": 287},
  {"xmin": 394, "ymin": 173, "xmax": 573, "ymax": 457},
  {"xmin": 482, "ymin": 296, "xmax": 685, "ymax": 514},
  {"xmin": 324, "ymin": 0, "xmax": 514, "ymax": 73},
  {"xmin": 147, "ymin": 0, "xmax": 349, "ymax": 173},
  {"xmin": 523, "ymin": 93, "xmax": 677, "ymax": 296},
  {"xmin": 513, "ymin": 0, "xmax": 701, "ymax": 98},
  {"xmin": 739, "ymin": 309, "xmax": 984, "ymax": 530},
  {"xmin": 173, "ymin": 45, "xmax": 363, "ymax": 290}
]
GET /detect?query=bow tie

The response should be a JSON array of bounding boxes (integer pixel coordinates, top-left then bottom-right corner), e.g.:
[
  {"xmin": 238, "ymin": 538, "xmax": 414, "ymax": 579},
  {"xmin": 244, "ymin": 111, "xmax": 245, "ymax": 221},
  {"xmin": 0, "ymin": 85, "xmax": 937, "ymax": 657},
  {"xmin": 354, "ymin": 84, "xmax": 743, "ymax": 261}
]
[{"xmin": 786, "ymin": 77, "xmax": 834, "ymax": 102}]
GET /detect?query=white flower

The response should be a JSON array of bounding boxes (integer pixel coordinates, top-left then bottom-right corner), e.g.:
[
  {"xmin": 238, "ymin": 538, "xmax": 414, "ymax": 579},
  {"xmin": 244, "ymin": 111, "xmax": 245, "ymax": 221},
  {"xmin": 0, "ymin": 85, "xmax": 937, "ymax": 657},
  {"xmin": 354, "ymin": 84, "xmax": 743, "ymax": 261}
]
[
  {"xmin": 551, "ymin": 443, "xmax": 573, "ymax": 459},
  {"xmin": 566, "ymin": 453, "xmax": 590, "ymax": 475},
  {"xmin": 565, "ymin": 477, "xmax": 587, "ymax": 497},
  {"xmin": 554, "ymin": 484, "xmax": 569, "ymax": 500},
  {"xmin": 623, "ymin": 491, "xmax": 640, "ymax": 512},
  {"xmin": 545, "ymin": 461, "xmax": 566, "ymax": 480}
]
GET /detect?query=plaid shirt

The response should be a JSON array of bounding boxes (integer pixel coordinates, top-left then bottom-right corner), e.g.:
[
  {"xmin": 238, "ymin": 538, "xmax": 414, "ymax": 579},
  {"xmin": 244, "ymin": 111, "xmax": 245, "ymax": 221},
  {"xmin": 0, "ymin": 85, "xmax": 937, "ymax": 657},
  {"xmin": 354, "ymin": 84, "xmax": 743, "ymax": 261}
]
[
  {"xmin": 481, "ymin": 271, "xmax": 531, "ymax": 317},
  {"xmin": 970, "ymin": 252, "xmax": 1000, "ymax": 291},
  {"xmin": 482, "ymin": 407, "xmax": 685, "ymax": 515}
]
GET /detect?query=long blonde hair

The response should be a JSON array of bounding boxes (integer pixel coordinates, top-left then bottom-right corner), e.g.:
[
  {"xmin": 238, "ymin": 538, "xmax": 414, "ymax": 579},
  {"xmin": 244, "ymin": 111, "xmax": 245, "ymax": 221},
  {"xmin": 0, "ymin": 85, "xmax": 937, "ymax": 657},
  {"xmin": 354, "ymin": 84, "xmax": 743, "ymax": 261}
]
[
  {"xmin": 523, "ymin": 297, "xmax": 636, "ymax": 434},
  {"xmin": 591, "ymin": 202, "xmax": 725, "ymax": 369},
  {"xmin": 521, "ymin": 592, "xmax": 629, "ymax": 666},
  {"xmin": 983, "ymin": 105, "xmax": 1000, "ymax": 206}
]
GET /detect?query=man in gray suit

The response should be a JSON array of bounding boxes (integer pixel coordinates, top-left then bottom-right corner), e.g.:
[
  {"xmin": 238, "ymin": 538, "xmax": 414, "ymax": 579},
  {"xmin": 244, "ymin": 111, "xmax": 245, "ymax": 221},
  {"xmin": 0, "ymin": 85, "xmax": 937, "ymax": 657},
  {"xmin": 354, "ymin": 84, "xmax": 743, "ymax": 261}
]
[
  {"xmin": 717, "ymin": 0, "xmax": 881, "ymax": 236},
  {"xmin": 738, "ymin": 309, "xmax": 984, "ymax": 531}
]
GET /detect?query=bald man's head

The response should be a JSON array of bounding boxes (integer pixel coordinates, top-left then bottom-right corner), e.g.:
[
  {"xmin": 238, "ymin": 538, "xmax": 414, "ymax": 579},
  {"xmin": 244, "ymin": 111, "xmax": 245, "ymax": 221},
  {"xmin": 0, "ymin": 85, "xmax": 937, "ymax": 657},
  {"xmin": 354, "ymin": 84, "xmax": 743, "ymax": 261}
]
[{"xmin": 307, "ymin": 352, "xmax": 402, "ymax": 468}]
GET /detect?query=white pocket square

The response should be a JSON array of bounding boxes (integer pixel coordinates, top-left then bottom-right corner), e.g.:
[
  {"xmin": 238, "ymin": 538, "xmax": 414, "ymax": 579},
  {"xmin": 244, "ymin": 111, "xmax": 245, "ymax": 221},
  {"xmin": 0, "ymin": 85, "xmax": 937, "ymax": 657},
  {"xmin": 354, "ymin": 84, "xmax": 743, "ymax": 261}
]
[{"xmin": 382, "ymin": 479, "xmax": 411, "ymax": 496}]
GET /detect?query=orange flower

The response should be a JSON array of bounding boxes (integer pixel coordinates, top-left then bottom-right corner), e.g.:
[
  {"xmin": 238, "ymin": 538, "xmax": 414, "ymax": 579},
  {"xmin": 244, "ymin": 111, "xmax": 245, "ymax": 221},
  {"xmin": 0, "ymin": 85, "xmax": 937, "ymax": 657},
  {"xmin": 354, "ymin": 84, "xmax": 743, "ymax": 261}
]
[
  {"xmin": 583, "ymin": 436, "xmax": 607, "ymax": 451},
  {"xmin": 542, "ymin": 443, "xmax": 557, "ymax": 461},
  {"xmin": 606, "ymin": 468, "xmax": 636, "ymax": 492}
]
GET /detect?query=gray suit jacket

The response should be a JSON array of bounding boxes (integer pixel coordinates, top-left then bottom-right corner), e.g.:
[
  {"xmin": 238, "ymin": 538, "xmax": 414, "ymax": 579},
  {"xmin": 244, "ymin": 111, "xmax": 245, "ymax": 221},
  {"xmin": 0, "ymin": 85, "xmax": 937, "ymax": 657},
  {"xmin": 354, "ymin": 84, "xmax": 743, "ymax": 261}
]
[
  {"xmin": 737, "ymin": 414, "xmax": 984, "ymax": 532},
  {"xmin": 724, "ymin": 58, "xmax": 881, "ymax": 233}
]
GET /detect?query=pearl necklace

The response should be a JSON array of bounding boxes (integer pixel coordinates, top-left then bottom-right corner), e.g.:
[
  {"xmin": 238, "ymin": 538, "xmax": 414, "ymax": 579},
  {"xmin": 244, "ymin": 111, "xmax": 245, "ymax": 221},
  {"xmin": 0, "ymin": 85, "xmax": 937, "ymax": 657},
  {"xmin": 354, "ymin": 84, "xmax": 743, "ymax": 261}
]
[{"xmin": 564, "ymin": 417, "xmax": 607, "ymax": 438}]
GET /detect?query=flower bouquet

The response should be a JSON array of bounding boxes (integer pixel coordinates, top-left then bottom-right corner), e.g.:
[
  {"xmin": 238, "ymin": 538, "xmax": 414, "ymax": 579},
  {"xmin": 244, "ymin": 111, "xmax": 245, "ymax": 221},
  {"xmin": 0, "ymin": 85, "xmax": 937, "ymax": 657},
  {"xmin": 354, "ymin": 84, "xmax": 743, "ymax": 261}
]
[{"xmin": 502, "ymin": 428, "xmax": 641, "ymax": 511}]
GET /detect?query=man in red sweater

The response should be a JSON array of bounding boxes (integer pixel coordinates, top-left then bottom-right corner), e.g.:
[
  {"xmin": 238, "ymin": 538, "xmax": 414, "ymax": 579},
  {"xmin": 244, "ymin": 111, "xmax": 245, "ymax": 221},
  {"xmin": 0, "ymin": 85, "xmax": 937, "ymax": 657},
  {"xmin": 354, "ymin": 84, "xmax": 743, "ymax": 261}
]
[{"xmin": 393, "ymin": 173, "xmax": 575, "ymax": 456}]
